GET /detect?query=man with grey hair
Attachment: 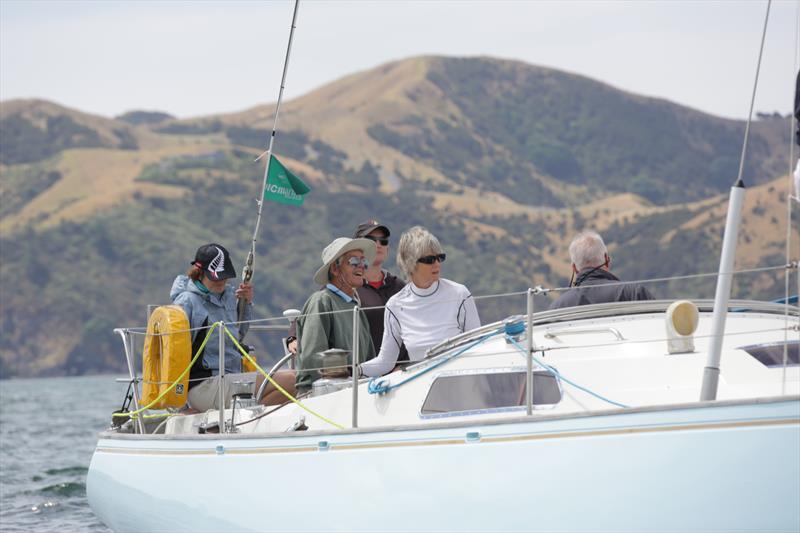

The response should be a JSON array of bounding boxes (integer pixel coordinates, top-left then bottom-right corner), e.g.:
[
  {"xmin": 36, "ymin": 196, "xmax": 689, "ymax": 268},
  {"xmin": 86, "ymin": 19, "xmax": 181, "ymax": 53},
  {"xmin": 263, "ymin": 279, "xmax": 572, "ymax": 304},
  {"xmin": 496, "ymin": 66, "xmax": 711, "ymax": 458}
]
[
  {"xmin": 549, "ymin": 231, "xmax": 654, "ymax": 310},
  {"xmin": 295, "ymin": 237, "xmax": 378, "ymax": 392}
]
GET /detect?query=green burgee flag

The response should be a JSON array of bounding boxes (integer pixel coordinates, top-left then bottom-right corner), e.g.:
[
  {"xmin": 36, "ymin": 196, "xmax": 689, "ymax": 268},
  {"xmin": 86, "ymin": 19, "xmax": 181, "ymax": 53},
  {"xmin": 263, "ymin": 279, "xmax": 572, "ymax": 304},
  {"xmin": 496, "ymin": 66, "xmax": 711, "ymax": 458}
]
[{"xmin": 263, "ymin": 155, "xmax": 311, "ymax": 206}]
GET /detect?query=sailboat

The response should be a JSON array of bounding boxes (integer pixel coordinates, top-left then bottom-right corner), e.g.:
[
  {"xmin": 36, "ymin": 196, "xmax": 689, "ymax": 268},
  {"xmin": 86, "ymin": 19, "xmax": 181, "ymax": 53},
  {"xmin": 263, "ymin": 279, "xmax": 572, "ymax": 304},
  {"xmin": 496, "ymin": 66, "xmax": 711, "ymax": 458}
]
[{"xmin": 86, "ymin": 1, "xmax": 799, "ymax": 531}]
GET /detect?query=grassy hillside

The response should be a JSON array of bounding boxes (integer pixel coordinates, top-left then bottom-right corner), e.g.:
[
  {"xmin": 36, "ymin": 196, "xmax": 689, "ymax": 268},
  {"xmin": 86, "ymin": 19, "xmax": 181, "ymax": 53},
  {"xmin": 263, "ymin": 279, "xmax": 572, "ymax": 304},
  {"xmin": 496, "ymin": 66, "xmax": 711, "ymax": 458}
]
[{"xmin": 0, "ymin": 56, "xmax": 796, "ymax": 378}]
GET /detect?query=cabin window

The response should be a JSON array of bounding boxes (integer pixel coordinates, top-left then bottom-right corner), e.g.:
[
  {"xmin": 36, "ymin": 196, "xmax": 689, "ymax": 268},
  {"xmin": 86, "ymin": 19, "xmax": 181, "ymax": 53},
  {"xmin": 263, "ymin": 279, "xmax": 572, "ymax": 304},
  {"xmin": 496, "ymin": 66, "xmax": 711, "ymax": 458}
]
[
  {"xmin": 740, "ymin": 340, "xmax": 799, "ymax": 368},
  {"xmin": 421, "ymin": 369, "xmax": 561, "ymax": 417}
]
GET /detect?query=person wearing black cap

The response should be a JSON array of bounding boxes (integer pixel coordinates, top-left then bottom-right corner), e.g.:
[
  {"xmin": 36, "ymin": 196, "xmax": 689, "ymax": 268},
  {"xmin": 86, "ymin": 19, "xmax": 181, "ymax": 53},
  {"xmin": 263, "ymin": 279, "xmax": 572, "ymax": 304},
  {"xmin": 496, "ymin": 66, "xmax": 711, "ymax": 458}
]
[
  {"xmin": 170, "ymin": 243, "xmax": 295, "ymax": 411},
  {"xmin": 353, "ymin": 220, "xmax": 409, "ymax": 363}
]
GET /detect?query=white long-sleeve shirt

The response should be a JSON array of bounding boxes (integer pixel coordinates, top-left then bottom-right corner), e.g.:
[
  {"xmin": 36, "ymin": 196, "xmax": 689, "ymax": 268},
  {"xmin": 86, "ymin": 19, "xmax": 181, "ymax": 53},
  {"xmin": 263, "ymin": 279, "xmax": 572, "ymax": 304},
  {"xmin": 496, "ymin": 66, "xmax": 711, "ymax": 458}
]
[{"xmin": 360, "ymin": 278, "xmax": 481, "ymax": 378}]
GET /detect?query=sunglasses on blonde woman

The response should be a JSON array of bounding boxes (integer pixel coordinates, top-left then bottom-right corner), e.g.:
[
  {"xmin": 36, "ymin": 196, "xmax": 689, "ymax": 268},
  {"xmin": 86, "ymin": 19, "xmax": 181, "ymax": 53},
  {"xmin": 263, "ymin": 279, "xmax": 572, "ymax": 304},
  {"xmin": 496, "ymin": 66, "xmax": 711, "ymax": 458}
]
[{"xmin": 417, "ymin": 253, "xmax": 446, "ymax": 265}]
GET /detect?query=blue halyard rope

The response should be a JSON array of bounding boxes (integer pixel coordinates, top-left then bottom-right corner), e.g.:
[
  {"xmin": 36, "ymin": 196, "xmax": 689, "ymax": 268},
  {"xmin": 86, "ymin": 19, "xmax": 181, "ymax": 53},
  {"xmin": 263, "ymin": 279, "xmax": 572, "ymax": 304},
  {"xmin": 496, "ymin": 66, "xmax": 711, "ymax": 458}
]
[
  {"xmin": 366, "ymin": 318, "xmax": 629, "ymax": 409},
  {"xmin": 506, "ymin": 337, "xmax": 629, "ymax": 409},
  {"xmin": 367, "ymin": 330, "xmax": 501, "ymax": 395}
]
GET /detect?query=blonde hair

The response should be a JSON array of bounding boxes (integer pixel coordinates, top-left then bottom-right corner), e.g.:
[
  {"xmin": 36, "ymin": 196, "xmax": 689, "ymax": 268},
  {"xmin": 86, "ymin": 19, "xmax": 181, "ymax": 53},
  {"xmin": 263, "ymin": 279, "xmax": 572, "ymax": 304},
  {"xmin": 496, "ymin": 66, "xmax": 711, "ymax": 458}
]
[{"xmin": 396, "ymin": 226, "xmax": 443, "ymax": 279}]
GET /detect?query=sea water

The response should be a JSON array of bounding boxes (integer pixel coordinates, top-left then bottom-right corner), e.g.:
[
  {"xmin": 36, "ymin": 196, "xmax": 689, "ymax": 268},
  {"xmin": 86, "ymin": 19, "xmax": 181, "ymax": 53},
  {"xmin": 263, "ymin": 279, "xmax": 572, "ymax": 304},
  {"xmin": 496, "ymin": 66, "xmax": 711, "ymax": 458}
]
[{"xmin": 0, "ymin": 376, "xmax": 126, "ymax": 532}]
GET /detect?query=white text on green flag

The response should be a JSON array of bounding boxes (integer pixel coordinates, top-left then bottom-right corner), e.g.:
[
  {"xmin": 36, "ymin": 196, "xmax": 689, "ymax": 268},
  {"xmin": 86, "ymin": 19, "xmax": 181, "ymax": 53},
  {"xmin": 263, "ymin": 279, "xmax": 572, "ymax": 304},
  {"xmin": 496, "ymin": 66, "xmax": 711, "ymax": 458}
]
[{"xmin": 264, "ymin": 155, "xmax": 311, "ymax": 206}]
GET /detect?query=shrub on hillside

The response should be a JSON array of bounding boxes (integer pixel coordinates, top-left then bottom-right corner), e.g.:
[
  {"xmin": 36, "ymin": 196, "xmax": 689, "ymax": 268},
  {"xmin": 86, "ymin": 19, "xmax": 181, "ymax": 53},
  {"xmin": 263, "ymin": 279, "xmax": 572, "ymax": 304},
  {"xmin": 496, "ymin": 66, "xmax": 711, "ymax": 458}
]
[
  {"xmin": 0, "ymin": 114, "xmax": 106, "ymax": 165},
  {"xmin": 116, "ymin": 110, "xmax": 174, "ymax": 125},
  {"xmin": 155, "ymin": 120, "xmax": 222, "ymax": 135}
]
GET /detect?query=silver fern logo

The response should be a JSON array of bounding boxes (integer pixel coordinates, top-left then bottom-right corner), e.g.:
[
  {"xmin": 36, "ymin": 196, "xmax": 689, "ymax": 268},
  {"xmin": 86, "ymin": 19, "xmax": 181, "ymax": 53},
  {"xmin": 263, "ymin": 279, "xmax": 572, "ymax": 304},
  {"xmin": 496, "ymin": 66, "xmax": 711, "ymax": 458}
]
[{"xmin": 207, "ymin": 246, "xmax": 226, "ymax": 279}]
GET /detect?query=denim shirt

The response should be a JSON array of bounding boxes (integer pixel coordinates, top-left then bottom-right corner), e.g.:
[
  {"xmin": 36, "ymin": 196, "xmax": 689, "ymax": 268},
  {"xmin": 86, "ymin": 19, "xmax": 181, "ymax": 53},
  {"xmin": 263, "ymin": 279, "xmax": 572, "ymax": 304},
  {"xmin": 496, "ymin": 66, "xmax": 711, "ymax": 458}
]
[{"xmin": 169, "ymin": 275, "xmax": 252, "ymax": 374}]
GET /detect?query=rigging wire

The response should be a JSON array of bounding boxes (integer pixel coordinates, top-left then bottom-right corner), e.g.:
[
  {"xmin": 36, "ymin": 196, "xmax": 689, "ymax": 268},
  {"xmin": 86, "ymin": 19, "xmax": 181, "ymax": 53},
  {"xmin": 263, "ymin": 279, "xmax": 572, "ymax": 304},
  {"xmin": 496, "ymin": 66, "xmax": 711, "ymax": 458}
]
[
  {"xmin": 120, "ymin": 262, "xmax": 793, "ymax": 336},
  {"xmin": 783, "ymin": 0, "xmax": 800, "ymax": 394},
  {"xmin": 735, "ymin": 0, "xmax": 772, "ymax": 188},
  {"xmin": 506, "ymin": 337, "xmax": 628, "ymax": 409},
  {"xmin": 541, "ymin": 264, "xmax": 787, "ymax": 294}
]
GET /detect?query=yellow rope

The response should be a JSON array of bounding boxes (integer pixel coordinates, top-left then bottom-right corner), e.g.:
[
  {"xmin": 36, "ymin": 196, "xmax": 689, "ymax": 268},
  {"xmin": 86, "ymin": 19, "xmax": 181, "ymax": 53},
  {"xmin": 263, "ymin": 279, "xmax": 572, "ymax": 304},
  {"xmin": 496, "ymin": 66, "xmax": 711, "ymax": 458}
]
[
  {"xmin": 113, "ymin": 321, "xmax": 344, "ymax": 430},
  {"xmin": 114, "ymin": 322, "xmax": 219, "ymax": 418},
  {"xmin": 223, "ymin": 326, "xmax": 345, "ymax": 430},
  {"xmin": 142, "ymin": 413, "xmax": 176, "ymax": 419}
]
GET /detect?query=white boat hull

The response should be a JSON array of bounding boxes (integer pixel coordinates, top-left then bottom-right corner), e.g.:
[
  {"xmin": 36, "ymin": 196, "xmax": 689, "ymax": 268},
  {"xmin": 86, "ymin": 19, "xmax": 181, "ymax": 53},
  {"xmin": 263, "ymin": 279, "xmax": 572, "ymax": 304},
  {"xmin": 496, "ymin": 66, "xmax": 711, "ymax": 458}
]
[{"xmin": 87, "ymin": 397, "xmax": 800, "ymax": 532}]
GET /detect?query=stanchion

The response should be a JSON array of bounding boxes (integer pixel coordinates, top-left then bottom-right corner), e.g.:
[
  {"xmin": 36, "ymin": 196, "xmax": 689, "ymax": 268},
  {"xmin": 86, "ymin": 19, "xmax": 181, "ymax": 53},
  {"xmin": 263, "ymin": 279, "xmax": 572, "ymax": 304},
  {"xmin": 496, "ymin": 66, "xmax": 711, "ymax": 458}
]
[
  {"xmin": 351, "ymin": 306, "xmax": 360, "ymax": 429},
  {"xmin": 526, "ymin": 288, "xmax": 534, "ymax": 415},
  {"xmin": 218, "ymin": 322, "xmax": 226, "ymax": 432}
]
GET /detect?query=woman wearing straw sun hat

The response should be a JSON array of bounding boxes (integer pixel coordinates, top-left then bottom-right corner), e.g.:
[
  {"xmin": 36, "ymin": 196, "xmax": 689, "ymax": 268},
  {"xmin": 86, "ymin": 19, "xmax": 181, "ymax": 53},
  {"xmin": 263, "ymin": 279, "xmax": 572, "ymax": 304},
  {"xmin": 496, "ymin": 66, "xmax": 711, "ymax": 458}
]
[{"xmin": 295, "ymin": 237, "xmax": 377, "ymax": 392}]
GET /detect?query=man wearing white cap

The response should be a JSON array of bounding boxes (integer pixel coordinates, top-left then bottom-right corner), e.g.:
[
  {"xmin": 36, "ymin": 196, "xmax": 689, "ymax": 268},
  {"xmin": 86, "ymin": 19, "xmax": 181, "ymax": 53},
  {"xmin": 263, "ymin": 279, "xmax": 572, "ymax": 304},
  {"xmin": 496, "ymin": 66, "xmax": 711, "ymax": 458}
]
[{"xmin": 295, "ymin": 238, "xmax": 377, "ymax": 392}]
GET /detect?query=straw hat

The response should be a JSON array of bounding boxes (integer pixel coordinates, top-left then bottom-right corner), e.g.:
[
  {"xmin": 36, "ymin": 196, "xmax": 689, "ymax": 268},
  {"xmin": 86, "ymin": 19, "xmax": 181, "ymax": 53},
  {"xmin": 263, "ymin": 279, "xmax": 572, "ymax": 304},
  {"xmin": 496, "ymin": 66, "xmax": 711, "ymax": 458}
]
[{"xmin": 313, "ymin": 238, "xmax": 376, "ymax": 286}]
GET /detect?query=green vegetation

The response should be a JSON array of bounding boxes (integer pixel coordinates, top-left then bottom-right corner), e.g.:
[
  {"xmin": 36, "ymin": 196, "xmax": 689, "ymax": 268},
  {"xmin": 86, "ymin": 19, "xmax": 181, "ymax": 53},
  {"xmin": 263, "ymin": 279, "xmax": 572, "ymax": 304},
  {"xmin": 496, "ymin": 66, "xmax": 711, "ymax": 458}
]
[
  {"xmin": 225, "ymin": 126, "xmax": 309, "ymax": 161},
  {"xmin": 349, "ymin": 161, "xmax": 381, "ymax": 189},
  {"xmin": 367, "ymin": 120, "xmax": 563, "ymax": 206},
  {"xmin": 425, "ymin": 58, "xmax": 783, "ymax": 204},
  {"xmin": 136, "ymin": 151, "xmax": 236, "ymax": 187},
  {"xmin": 0, "ymin": 114, "xmax": 106, "ymax": 165},
  {"xmin": 116, "ymin": 110, "xmax": 174, "ymax": 125},
  {"xmin": 155, "ymin": 119, "xmax": 223, "ymax": 135},
  {"xmin": 0, "ymin": 164, "xmax": 62, "ymax": 218}
]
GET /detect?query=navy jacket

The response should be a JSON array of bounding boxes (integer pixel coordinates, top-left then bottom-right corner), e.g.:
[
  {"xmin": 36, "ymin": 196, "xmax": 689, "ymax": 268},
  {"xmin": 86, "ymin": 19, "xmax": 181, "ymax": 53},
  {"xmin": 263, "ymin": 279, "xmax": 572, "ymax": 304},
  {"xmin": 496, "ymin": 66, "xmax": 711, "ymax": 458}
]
[{"xmin": 549, "ymin": 268, "xmax": 654, "ymax": 310}]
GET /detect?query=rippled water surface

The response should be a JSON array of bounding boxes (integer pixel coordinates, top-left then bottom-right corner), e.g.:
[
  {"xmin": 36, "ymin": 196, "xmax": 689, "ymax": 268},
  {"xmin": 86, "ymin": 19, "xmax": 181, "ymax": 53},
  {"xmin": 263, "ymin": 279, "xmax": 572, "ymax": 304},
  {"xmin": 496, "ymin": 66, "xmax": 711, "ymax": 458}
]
[{"xmin": 0, "ymin": 376, "xmax": 126, "ymax": 532}]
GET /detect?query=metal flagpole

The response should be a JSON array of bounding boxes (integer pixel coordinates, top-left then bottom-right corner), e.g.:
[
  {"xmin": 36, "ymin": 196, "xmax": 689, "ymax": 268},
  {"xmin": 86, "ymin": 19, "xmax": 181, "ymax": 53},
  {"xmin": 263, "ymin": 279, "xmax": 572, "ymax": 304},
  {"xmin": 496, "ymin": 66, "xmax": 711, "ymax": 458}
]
[{"xmin": 237, "ymin": 0, "xmax": 302, "ymax": 339}]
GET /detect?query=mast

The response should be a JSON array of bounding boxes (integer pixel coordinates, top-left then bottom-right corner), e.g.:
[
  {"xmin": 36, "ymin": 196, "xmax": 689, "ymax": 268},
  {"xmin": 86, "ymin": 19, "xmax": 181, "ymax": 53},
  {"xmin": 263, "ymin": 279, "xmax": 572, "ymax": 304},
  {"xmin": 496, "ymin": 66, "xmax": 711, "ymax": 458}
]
[{"xmin": 237, "ymin": 0, "xmax": 301, "ymax": 341}]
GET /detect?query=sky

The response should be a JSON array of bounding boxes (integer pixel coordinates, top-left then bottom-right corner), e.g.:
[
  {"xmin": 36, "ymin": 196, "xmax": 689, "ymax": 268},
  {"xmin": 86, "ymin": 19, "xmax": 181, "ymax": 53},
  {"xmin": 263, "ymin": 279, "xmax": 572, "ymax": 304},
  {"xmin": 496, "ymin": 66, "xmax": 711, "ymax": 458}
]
[{"xmin": 1, "ymin": 0, "xmax": 797, "ymax": 121}]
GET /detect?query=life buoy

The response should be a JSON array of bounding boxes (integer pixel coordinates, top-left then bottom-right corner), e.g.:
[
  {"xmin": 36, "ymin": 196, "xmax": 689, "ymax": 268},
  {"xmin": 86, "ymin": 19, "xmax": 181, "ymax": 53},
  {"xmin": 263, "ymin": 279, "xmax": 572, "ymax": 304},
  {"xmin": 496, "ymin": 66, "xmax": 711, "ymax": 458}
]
[{"xmin": 142, "ymin": 305, "xmax": 192, "ymax": 409}]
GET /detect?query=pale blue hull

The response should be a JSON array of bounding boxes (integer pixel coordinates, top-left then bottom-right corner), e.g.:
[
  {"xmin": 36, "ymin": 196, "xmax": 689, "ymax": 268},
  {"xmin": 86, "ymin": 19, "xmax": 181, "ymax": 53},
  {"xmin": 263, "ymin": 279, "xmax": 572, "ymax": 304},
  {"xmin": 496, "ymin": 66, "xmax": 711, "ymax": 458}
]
[{"xmin": 87, "ymin": 397, "xmax": 800, "ymax": 532}]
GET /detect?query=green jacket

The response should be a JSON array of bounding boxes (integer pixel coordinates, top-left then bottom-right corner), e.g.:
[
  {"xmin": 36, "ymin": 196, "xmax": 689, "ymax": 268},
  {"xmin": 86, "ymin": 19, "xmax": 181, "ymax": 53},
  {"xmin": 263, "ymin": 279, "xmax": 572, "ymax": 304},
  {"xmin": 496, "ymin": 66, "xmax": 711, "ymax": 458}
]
[{"xmin": 295, "ymin": 288, "xmax": 375, "ymax": 391}]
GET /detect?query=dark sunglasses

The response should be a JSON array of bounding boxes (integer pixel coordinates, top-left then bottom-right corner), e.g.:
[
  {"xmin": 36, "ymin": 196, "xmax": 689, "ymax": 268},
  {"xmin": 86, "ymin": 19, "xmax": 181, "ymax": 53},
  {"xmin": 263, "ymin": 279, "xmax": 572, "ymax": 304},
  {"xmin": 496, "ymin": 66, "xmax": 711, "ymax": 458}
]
[
  {"xmin": 417, "ymin": 253, "xmax": 446, "ymax": 265},
  {"xmin": 364, "ymin": 236, "xmax": 389, "ymax": 246}
]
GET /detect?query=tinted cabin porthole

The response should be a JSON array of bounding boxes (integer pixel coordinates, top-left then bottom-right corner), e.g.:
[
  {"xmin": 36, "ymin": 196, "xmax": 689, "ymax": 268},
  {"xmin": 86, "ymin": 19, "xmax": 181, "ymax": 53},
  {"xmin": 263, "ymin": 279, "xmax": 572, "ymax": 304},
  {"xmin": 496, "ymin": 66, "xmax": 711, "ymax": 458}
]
[
  {"xmin": 740, "ymin": 340, "xmax": 799, "ymax": 368},
  {"xmin": 421, "ymin": 370, "xmax": 561, "ymax": 416}
]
